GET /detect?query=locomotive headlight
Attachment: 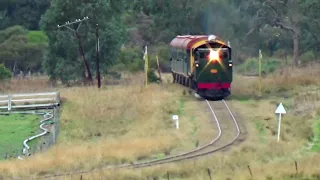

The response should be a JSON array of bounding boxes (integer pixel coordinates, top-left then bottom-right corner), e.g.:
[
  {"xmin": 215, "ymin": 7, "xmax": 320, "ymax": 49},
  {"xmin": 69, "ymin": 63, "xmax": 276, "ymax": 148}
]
[
  {"xmin": 209, "ymin": 50, "xmax": 220, "ymax": 61},
  {"xmin": 207, "ymin": 50, "xmax": 220, "ymax": 63},
  {"xmin": 196, "ymin": 64, "xmax": 199, "ymax": 67},
  {"xmin": 229, "ymin": 63, "xmax": 232, "ymax": 67}
]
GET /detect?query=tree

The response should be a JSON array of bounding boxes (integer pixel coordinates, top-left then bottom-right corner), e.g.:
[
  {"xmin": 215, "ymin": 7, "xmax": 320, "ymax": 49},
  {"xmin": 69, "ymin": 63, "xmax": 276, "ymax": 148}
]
[
  {"xmin": 0, "ymin": 26, "xmax": 46, "ymax": 74},
  {"xmin": 40, "ymin": 0, "xmax": 126, "ymax": 84},
  {"xmin": 0, "ymin": 0, "xmax": 51, "ymax": 30},
  {"xmin": 301, "ymin": 0, "xmax": 320, "ymax": 55},
  {"xmin": 245, "ymin": 0, "xmax": 304, "ymax": 66}
]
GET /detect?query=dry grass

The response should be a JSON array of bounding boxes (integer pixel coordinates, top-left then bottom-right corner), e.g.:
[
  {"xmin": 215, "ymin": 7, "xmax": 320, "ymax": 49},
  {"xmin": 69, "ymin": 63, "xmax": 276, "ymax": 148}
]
[
  {"xmin": 39, "ymin": 94, "xmax": 319, "ymax": 180},
  {"xmin": 45, "ymin": 65, "xmax": 320, "ymax": 180},
  {"xmin": 1, "ymin": 65, "xmax": 320, "ymax": 179},
  {"xmin": 231, "ymin": 63, "xmax": 320, "ymax": 99},
  {"xmin": 0, "ymin": 76, "xmax": 56, "ymax": 93},
  {"xmin": 0, "ymin": 72, "xmax": 218, "ymax": 179}
]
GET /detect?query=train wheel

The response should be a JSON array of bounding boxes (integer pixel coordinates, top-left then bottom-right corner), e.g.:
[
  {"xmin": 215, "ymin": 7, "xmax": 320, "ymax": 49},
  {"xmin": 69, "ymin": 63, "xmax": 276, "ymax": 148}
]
[
  {"xmin": 184, "ymin": 77, "xmax": 188, "ymax": 86},
  {"xmin": 192, "ymin": 80, "xmax": 197, "ymax": 89}
]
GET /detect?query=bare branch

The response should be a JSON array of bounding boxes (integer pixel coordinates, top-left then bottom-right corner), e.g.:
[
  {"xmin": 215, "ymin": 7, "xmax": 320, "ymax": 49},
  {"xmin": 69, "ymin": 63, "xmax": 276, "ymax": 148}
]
[
  {"xmin": 262, "ymin": 0, "xmax": 278, "ymax": 17},
  {"xmin": 276, "ymin": 22, "xmax": 295, "ymax": 32},
  {"xmin": 244, "ymin": 28, "xmax": 256, "ymax": 40}
]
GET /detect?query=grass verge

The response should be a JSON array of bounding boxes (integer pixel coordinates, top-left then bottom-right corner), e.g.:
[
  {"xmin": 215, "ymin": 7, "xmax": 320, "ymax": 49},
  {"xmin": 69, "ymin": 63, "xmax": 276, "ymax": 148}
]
[
  {"xmin": 0, "ymin": 72, "xmax": 217, "ymax": 178},
  {"xmin": 0, "ymin": 114, "xmax": 40, "ymax": 160},
  {"xmin": 1, "ymin": 64, "xmax": 320, "ymax": 179}
]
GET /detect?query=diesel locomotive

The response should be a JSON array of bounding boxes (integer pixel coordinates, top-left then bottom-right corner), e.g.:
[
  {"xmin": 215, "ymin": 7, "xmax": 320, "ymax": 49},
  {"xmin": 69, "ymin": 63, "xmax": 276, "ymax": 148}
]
[{"xmin": 169, "ymin": 35, "xmax": 233, "ymax": 99}]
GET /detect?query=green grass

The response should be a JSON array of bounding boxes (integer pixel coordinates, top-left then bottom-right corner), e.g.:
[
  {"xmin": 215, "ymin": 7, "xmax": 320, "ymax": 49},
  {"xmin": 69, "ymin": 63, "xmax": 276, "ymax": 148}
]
[
  {"xmin": 0, "ymin": 114, "xmax": 40, "ymax": 160},
  {"xmin": 311, "ymin": 116, "xmax": 320, "ymax": 151},
  {"xmin": 254, "ymin": 120, "xmax": 266, "ymax": 143}
]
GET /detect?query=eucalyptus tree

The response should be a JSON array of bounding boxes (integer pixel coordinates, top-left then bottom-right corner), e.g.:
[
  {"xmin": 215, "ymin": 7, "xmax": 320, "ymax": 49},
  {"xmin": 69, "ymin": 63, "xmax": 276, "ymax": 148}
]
[
  {"xmin": 40, "ymin": 0, "xmax": 126, "ymax": 84},
  {"xmin": 242, "ymin": 0, "xmax": 305, "ymax": 66}
]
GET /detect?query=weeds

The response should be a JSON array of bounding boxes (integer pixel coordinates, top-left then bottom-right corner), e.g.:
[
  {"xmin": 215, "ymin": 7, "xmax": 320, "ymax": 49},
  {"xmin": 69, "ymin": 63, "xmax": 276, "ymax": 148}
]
[{"xmin": 1, "ymin": 64, "xmax": 320, "ymax": 179}]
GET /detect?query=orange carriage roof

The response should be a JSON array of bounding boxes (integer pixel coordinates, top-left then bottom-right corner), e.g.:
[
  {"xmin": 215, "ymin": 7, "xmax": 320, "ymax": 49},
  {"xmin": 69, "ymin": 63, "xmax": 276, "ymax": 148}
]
[{"xmin": 169, "ymin": 35, "xmax": 228, "ymax": 50}]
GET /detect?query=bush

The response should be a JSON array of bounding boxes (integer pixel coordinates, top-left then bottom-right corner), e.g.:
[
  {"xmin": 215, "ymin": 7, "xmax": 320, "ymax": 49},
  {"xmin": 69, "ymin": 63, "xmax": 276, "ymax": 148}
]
[
  {"xmin": 0, "ymin": 64, "xmax": 12, "ymax": 80},
  {"xmin": 300, "ymin": 51, "xmax": 316, "ymax": 65},
  {"xmin": 118, "ymin": 47, "xmax": 144, "ymax": 72},
  {"xmin": 236, "ymin": 57, "xmax": 281, "ymax": 75},
  {"xmin": 148, "ymin": 69, "xmax": 160, "ymax": 83}
]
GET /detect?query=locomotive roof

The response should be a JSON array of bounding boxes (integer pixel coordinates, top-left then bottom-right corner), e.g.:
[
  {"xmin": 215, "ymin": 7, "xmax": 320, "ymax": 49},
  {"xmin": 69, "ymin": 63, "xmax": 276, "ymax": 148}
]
[{"xmin": 170, "ymin": 35, "xmax": 230, "ymax": 50}]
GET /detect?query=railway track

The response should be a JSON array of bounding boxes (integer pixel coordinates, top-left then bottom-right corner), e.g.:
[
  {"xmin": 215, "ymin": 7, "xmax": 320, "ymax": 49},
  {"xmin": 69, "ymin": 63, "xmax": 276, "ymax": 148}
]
[
  {"xmin": 37, "ymin": 99, "xmax": 242, "ymax": 179},
  {"xmin": 127, "ymin": 99, "xmax": 241, "ymax": 168}
]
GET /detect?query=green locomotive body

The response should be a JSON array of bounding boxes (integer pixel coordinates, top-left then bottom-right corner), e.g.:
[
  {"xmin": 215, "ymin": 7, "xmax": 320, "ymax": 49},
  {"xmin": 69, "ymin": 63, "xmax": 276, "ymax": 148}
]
[{"xmin": 170, "ymin": 35, "xmax": 233, "ymax": 99}]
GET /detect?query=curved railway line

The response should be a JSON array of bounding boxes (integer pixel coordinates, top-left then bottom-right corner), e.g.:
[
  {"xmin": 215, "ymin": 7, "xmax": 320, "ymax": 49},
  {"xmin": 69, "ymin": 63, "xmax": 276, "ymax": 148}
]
[
  {"xmin": 128, "ymin": 99, "xmax": 241, "ymax": 168},
  {"xmin": 37, "ymin": 98, "xmax": 243, "ymax": 179}
]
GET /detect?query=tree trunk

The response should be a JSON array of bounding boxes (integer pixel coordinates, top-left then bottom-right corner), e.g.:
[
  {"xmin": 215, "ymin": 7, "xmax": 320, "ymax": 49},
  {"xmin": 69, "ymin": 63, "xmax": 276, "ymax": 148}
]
[
  {"xmin": 75, "ymin": 31, "xmax": 93, "ymax": 83},
  {"xmin": 293, "ymin": 32, "xmax": 300, "ymax": 66}
]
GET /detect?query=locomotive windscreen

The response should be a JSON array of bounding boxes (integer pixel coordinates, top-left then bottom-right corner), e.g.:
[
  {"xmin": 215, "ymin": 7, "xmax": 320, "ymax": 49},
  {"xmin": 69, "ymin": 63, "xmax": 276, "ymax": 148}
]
[{"xmin": 196, "ymin": 48, "xmax": 230, "ymax": 60}]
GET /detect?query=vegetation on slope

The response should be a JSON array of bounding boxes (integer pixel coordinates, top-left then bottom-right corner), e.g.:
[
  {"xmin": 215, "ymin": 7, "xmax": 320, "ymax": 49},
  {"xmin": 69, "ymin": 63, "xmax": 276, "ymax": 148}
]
[
  {"xmin": 0, "ymin": 73, "xmax": 218, "ymax": 178},
  {"xmin": 0, "ymin": 64, "xmax": 319, "ymax": 179}
]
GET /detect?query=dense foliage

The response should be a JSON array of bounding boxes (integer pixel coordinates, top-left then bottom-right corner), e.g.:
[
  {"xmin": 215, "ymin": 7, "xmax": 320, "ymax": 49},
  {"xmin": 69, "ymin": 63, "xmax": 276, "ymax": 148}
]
[
  {"xmin": 0, "ymin": 26, "xmax": 47, "ymax": 74},
  {"xmin": 0, "ymin": 64, "xmax": 12, "ymax": 80},
  {"xmin": 40, "ymin": 0, "xmax": 126, "ymax": 83},
  {"xmin": 0, "ymin": 0, "xmax": 320, "ymax": 83}
]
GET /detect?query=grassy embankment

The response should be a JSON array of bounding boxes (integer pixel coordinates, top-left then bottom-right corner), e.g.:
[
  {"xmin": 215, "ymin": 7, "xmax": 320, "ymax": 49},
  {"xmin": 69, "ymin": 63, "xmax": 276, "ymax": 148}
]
[
  {"xmin": 0, "ymin": 63, "xmax": 320, "ymax": 179},
  {"xmin": 0, "ymin": 72, "xmax": 217, "ymax": 179},
  {"xmin": 0, "ymin": 114, "xmax": 40, "ymax": 160}
]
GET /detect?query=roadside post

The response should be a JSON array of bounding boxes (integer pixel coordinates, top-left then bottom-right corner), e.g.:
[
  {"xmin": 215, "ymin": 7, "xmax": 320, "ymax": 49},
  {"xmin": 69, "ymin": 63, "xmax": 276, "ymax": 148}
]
[
  {"xmin": 143, "ymin": 46, "xmax": 148, "ymax": 88},
  {"xmin": 275, "ymin": 103, "xmax": 286, "ymax": 142},
  {"xmin": 172, "ymin": 115, "xmax": 179, "ymax": 129},
  {"xmin": 259, "ymin": 49, "xmax": 262, "ymax": 97}
]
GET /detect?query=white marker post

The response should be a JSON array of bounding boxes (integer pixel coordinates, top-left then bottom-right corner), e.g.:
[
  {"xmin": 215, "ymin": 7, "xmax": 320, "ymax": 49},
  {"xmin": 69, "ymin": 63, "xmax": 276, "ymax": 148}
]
[
  {"xmin": 275, "ymin": 103, "xmax": 286, "ymax": 142},
  {"xmin": 172, "ymin": 115, "xmax": 179, "ymax": 129}
]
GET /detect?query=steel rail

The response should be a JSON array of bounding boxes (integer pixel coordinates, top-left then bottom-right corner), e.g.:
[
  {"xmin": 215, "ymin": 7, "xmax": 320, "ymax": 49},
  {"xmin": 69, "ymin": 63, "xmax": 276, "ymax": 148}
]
[
  {"xmin": 125, "ymin": 99, "xmax": 223, "ymax": 168},
  {"xmin": 129, "ymin": 99, "xmax": 241, "ymax": 168},
  {"xmin": 3, "ymin": 97, "xmax": 241, "ymax": 180},
  {"xmin": 36, "ymin": 99, "xmax": 242, "ymax": 179}
]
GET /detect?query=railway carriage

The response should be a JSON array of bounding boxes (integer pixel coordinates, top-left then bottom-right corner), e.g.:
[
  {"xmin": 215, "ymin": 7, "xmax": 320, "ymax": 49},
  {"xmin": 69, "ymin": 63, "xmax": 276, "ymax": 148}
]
[{"xmin": 170, "ymin": 35, "xmax": 233, "ymax": 99}]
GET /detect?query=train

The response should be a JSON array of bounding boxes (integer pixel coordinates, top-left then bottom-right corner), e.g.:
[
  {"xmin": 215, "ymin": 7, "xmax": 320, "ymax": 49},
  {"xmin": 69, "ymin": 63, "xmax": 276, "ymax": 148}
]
[{"xmin": 169, "ymin": 35, "xmax": 233, "ymax": 99}]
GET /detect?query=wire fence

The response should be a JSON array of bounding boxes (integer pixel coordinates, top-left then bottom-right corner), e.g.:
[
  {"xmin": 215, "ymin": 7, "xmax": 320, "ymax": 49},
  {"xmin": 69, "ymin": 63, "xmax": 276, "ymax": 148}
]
[
  {"xmin": 2, "ymin": 107, "xmax": 61, "ymax": 160},
  {"xmin": 13, "ymin": 160, "xmax": 303, "ymax": 180}
]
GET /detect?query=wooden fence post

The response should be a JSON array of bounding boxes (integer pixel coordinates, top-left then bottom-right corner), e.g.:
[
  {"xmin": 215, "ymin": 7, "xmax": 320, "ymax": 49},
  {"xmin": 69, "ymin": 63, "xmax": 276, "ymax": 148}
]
[
  {"xmin": 295, "ymin": 160, "xmax": 298, "ymax": 175},
  {"xmin": 248, "ymin": 165, "xmax": 253, "ymax": 177},
  {"xmin": 207, "ymin": 168, "xmax": 212, "ymax": 180},
  {"xmin": 167, "ymin": 172, "xmax": 170, "ymax": 180},
  {"xmin": 80, "ymin": 174, "xmax": 83, "ymax": 180},
  {"xmin": 8, "ymin": 95, "xmax": 12, "ymax": 111}
]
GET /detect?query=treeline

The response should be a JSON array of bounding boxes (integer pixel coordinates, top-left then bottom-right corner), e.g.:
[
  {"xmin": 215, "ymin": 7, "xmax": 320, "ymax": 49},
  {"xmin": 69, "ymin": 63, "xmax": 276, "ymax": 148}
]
[{"xmin": 0, "ymin": 0, "xmax": 320, "ymax": 83}]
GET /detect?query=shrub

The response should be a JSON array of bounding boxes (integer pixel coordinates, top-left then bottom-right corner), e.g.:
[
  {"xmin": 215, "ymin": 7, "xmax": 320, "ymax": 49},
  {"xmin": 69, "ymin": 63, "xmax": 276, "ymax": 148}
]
[
  {"xmin": 147, "ymin": 69, "xmax": 160, "ymax": 83},
  {"xmin": 300, "ymin": 51, "xmax": 316, "ymax": 65},
  {"xmin": 236, "ymin": 57, "xmax": 281, "ymax": 75},
  {"xmin": 0, "ymin": 64, "xmax": 12, "ymax": 80},
  {"xmin": 118, "ymin": 47, "xmax": 144, "ymax": 72}
]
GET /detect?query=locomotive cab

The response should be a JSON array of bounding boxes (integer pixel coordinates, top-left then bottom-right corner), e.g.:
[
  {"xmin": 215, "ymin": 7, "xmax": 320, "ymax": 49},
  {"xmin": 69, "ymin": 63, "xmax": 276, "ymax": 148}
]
[
  {"xmin": 169, "ymin": 35, "xmax": 233, "ymax": 99},
  {"xmin": 193, "ymin": 43, "xmax": 232, "ymax": 98}
]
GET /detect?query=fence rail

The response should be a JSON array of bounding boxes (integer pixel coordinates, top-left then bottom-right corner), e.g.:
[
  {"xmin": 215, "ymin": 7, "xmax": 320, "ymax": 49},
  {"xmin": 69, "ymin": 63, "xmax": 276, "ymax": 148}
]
[{"xmin": 0, "ymin": 92, "xmax": 60, "ymax": 111}]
